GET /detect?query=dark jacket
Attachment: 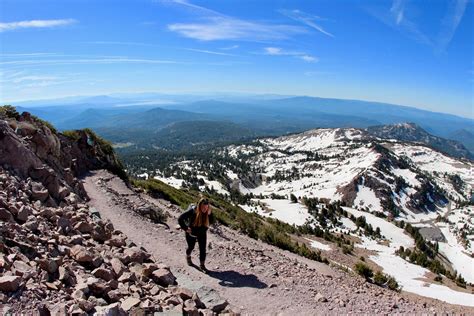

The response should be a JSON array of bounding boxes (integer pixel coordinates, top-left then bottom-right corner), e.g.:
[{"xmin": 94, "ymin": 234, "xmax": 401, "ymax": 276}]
[{"xmin": 178, "ymin": 204, "xmax": 212, "ymax": 236}]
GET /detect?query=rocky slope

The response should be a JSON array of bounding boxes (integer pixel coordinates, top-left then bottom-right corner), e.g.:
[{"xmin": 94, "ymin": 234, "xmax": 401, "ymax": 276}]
[
  {"xmin": 0, "ymin": 109, "xmax": 235, "ymax": 314},
  {"xmin": 366, "ymin": 122, "xmax": 473, "ymax": 160}
]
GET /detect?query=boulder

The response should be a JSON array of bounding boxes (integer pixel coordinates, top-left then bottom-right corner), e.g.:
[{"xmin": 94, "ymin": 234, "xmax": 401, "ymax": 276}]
[
  {"xmin": 122, "ymin": 247, "xmax": 148, "ymax": 264},
  {"xmin": 0, "ymin": 275, "xmax": 21, "ymax": 292},
  {"xmin": 152, "ymin": 268, "xmax": 177, "ymax": 287},
  {"xmin": 70, "ymin": 245, "xmax": 93, "ymax": 263},
  {"xmin": 92, "ymin": 268, "xmax": 115, "ymax": 282}
]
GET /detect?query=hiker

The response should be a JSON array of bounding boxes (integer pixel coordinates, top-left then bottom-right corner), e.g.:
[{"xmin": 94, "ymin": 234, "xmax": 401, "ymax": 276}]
[{"xmin": 178, "ymin": 198, "xmax": 212, "ymax": 272}]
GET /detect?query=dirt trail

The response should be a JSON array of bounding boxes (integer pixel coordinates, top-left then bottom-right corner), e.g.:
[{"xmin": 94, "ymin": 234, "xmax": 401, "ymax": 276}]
[{"xmin": 83, "ymin": 170, "xmax": 473, "ymax": 315}]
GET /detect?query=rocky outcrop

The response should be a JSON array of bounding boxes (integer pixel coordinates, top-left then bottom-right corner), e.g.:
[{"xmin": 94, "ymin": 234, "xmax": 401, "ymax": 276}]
[{"xmin": 0, "ymin": 110, "xmax": 124, "ymax": 206}]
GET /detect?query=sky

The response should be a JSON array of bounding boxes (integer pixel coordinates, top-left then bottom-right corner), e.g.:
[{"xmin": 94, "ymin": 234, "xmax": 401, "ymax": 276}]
[{"xmin": 0, "ymin": 0, "xmax": 473, "ymax": 118}]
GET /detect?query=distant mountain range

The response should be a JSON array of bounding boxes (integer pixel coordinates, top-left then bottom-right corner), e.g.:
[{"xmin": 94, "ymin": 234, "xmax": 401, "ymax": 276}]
[{"xmin": 11, "ymin": 93, "xmax": 473, "ymax": 157}]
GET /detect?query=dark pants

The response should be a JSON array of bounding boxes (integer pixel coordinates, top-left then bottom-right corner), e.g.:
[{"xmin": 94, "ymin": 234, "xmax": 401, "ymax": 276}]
[{"xmin": 185, "ymin": 232, "xmax": 207, "ymax": 262}]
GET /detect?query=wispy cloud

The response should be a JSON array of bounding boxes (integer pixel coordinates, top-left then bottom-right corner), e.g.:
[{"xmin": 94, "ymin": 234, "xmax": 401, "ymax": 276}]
[
  {"xmin": 1, "ymin": 53, "xmax": 59, "ymax": 57},
  {"xmin": 0, "ymin": 58, "xmax": 181, "ymax": 68},
  {"xmin": 165, "ymin": 0, "xmax": 305, "ymax": 41},
  {"xmin": 0, "ymin": 19, "xmax": 77, "ymax": 32},
  {"xmin": 220, "ymin": 45, "xmax": 239, "ymax": 50},
  {"xmin": 263, "ymin": 47, "xmax": 318, "ymax": 63},
  {"xmin": 390, "ymin": 0, "xmax": 405, "ymax": 25},
  {"xmin": 437, "ymin": 0, "xmax": 468, "ymax": 53},
  {"xmin": 168, "ymin": 16, "xmax": 305, "ymax": 41},
  {"xmin": 184, "ymin": 48, "xmax": 237, "ymax": 56},
  {"xmin": 10, "ymin": 75, "xmax": 60, "ymax": 83},
  {"xmin": 370, "ymin": 0, "xmax": 468, "ymax": 53},
  {"xmin": 304, "ymin": 71, "xmax": 332, "ymax": 77},
  {"xmin": 84, "ymin": 41, "xmax": 158, "ymax": 47},
  {"xmin": 165, "ymin": 0, "xmax": 222, "ymax": 16},
  {"xmin": 279, "ymin": 9, "xmax": 334, "ymax": 38}
]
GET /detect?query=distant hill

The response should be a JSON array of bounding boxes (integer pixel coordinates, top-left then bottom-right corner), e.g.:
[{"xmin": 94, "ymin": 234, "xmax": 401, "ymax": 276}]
[
  {"xmin": 366, "ymin": 123, "xmax": 473, "ymax": 160},
  {"xmin": 449, "ymin": 129, "xmax": 474, "ymax": 153}
]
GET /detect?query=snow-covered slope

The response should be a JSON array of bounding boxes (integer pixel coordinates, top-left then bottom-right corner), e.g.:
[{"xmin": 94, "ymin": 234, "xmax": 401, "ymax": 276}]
[{"xmin": 147, "ymin": 126, "xmax": 474, "ymax": 304}]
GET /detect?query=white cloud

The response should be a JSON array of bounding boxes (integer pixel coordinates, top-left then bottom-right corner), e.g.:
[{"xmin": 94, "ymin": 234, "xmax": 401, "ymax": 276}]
[
  {"xmin": 263, "ymin": 47, "xmax": 318, "ymax": 63},
  {"xmin": 0, "ymin": 19, "xmax": 77, "ymax": 32},
  {"xmin": 264, "ymin": 47, "xmax": 283, "ymax": 55},
  {"xmin": 300, "ymin": 55, "xmax": 318, "ymax": 63},
  {"xmin": 280, "ymin": 9, "xmax": 334, "ymax": 38},
  {"xmin": 168, "ymin": 16, "xmax": 305, "ymax": 41}
]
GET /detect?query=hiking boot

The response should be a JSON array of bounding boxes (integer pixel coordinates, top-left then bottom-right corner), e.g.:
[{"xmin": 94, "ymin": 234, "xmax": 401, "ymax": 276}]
[
  {"xmin": 186, "ymin": 255, "xmax": 193, "ymax": 266},
  {"xmin": 200, "ymin": 261, "xmax": 209, "ymax": 273}
]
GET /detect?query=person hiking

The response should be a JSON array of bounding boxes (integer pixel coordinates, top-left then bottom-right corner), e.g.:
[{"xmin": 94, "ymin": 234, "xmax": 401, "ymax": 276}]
[{"xmin": 178, "ymin": 198, "xmax": 212, "ymax": 273}]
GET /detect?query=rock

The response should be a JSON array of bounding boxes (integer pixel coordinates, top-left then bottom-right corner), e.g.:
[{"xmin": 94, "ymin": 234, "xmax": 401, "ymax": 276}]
[
  {"xmin": 94, "ymin": 302, "xmax": 126, "ymax": 316},
  {"xmin": 57, "ymin": 217, "xmax": 72, "ymax": 232},
  {"xmin": 74, "ymin": 221, "xmax": 94, "ymax": 234},
  {"xmin": 0, "ymin": 208, "xmax": 13, "ymax": 221},
  {"xmin": 12, "ymin": 260, "xmax": 34, "ymax": 277},
  {"xmin": 192, "ymin": 293, "xmax": 206, "ymax": 309},
  {"xmin": 110, "ymin": 258, "xmax": 125, "ymax": 277},
  {"xmin": 105, "ymin": 289, "xmax": 122, "ymax": 302},
  {"xmin": 0, "ymin": 275, "xmax": 21, "ymax": 292},
  {"xmin": 117, "ymin": 272, "xmax": 137, "ymax": 283},
  {"xmin": 91, "ymin": 225, "xmax": 111, "ymax": 242},
  {"xmin": 31, "ymin": 182, "xmax": 49, "ymax": 202},
  {"xmin": 183, "ymin": 299, "xmax": 199, "ymax": 316},
  {"xmin": 16, "ymin": 205, "xmax": 32, "ymax": 222},
  {"xmin": 121, "ymin": 296, "xmax": 141, "ymax": 311},
  {"xmin": 142, "ymin": 263, "xmax": 158, "ymax": 278},
  {"xmin": 122, "ymin": 247, "xmax": 148, "ymax": 264},
  {"xmin": 87, "ymin": 277, "xmax": 109, "ymax": 296},
  {"xmin": 78, "ymin": 299, "xmax": 95, "ymax": 313},
  {"xmin": 107, "ymin": 236, "xmax": 126, "ymax": 247},
  {"xmin": 58, "ymin": 266, "xmax": 69, "ymax": 281},
  {"xmin": 38, "ymin": 258, "xmax": 59, "ymax": 274},
  {"xmin": 173, "ymin": 287, "xmax": 194, "ymax": 301},
  {"xmin": 152, "ymin": 268, "xmax": 177, "ymax": 287},
  {"xmin": 210, "ymin": 299, "xmax": 229, "ymax": 313},
  {"xmin": 72, "ymin": 288, "xmax": 86, "ymax": 301},
  {"xmin": 315, "ymin": 292, "xmax": 328, "ymax": 303},
  {"xmin": 71, "ymin": 245, "xmax": 93, "ymax": 263},
  {"xmin": 92, "ymin": 268, "xmax": 115, "ymax": 282}
]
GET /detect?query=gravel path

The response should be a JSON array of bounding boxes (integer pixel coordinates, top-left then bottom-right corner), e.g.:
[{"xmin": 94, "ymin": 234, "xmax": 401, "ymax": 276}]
[{"xmin": 83, "ymin": 170, "xmax": 474, "ymax": 315}]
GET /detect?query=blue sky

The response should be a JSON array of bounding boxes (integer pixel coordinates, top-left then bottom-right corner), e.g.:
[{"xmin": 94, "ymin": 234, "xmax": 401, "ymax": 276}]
[{"xmin": 0, "ymin": 0, "xmax": 472, "ymax": 118}]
